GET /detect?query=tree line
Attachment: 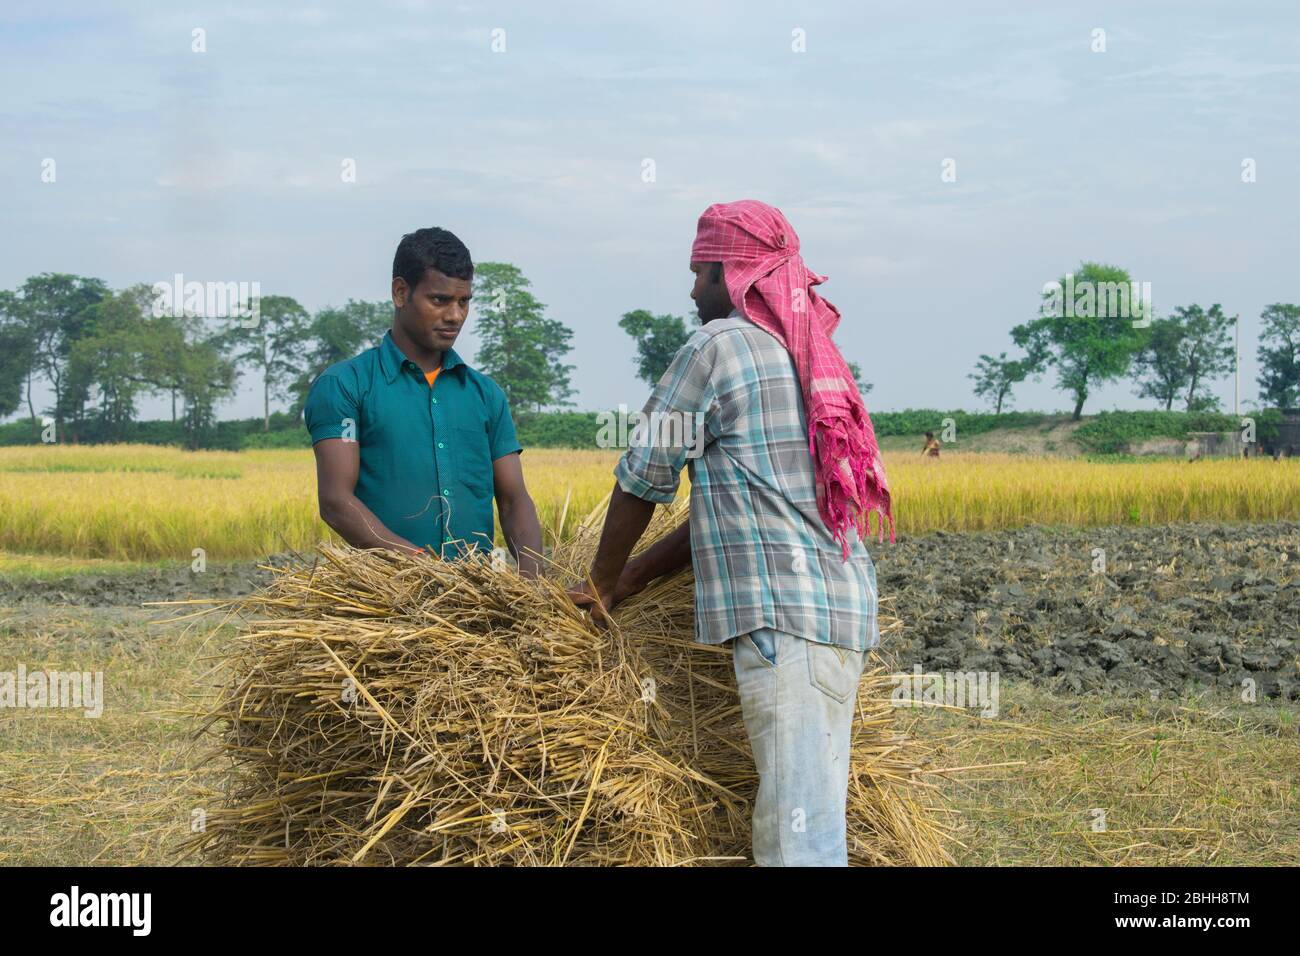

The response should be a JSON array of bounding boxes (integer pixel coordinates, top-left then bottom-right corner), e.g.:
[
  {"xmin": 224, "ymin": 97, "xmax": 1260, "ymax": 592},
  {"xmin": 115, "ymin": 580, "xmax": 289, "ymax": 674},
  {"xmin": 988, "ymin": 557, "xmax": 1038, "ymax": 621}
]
[
  {"xmin": 3, "ymin": 260, "xmax": 1296, "ymax": 449},
  {"xmin": 968, "ymin": 261, "xmax": 1300, "ymax": 418},
  {"xmin": 0, "ymin": 265, "xmax": 580, "ymax": 447},
  {"xmin": 0, "ymin": 264, "xmax": 875, "ymax": 447}
]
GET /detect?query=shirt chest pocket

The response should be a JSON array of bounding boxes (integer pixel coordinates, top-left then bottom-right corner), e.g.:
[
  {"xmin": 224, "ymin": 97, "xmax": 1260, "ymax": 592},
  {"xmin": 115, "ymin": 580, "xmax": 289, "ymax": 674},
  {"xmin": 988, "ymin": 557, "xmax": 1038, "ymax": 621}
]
[{"xmin": 450, "ymin": 424, "xmax": 494, "ymax": 497}]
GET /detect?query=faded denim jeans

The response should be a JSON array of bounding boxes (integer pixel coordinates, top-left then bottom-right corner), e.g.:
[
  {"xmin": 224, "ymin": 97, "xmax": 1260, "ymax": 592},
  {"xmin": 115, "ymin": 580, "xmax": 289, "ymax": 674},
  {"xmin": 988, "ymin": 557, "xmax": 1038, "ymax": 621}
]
[{"xmin": 732, "ymin": 627, "xmax": 867, "ymax": 866}]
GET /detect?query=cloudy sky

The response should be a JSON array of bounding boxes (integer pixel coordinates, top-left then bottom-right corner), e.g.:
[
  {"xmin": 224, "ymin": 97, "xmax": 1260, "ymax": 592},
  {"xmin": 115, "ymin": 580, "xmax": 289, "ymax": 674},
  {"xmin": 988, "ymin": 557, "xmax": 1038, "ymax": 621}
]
[{"xmin": 3, "ymin": 1, "xmax": 1297, "ymax": 421}]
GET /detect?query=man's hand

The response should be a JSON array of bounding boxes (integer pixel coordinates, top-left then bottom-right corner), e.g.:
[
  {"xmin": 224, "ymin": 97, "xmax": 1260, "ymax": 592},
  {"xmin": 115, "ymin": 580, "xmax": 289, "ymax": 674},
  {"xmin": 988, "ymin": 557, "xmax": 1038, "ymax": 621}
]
[
  {"xmin": 612, "ymin": 566, "xmax": 650, "ymax": 605},
  {"xmin": 566, "ymin": 578, "xmax": 616, "ymax": 629},
  {"xmin": 563, "ymin": 482, "xmax": 657, "ymax": 626},
  {"xmin": 566, "ymin": 515, "xmax": 691, "ymax": 630},
  {"xmin": 565, "ymin": 564, "xmax": 647, "ymax": 629}
]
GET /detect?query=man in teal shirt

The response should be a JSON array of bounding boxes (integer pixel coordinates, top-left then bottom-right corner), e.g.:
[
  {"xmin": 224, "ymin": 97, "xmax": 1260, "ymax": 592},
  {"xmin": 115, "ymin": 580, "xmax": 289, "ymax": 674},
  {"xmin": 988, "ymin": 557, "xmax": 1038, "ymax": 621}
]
[{"xmin": 305, "ymin": 227, "xmax": 544, "ymax": 575}]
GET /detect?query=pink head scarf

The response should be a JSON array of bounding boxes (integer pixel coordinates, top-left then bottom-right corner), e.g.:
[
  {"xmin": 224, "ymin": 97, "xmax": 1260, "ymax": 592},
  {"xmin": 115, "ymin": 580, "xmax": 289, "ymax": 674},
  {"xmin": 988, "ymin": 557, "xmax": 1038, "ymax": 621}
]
[{"xmin": 691, "ymin": 199, "xmax": 894, "ymax": 556}]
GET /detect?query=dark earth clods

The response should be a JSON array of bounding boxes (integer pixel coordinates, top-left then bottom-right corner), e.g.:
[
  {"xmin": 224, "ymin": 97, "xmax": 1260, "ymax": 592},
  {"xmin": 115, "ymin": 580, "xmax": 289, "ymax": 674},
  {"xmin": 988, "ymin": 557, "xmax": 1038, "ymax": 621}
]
[{"xmin": 867, "ymin": 521, "xmax": 1300, "ymax": 700}]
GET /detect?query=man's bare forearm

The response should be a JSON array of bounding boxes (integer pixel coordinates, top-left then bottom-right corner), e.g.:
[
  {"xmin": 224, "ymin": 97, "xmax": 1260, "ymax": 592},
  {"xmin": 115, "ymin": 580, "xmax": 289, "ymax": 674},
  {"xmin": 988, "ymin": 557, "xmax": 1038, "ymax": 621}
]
[
  {"xmin": 624, "ymin": 519, "xmax": 690, "ymax": 590},
  {"xmin": 499, "ymin": 495, "xmax": 544, "ymax": 577},
  {"xmin": 321, "ymin": 494, "xmax": 421, "ymax": 555},
  {"xmin": 587, "ymin": 482, "xmax": 657, "ymax": 593}
]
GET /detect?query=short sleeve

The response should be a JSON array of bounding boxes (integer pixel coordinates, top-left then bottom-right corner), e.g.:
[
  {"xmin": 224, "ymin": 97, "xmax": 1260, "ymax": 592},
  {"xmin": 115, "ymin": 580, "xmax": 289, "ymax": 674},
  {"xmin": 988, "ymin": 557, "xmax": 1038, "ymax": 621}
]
[
  {"xmin": 613, "ymin": 331, "xmax": 719, "ymax": 504},
  {"xmin": 487, "ymin": 382, "xmax": 523, "ymax": 460},
  {"xmin": 304, "ymin": 373, "xmax": 359, "ymax": 444}
]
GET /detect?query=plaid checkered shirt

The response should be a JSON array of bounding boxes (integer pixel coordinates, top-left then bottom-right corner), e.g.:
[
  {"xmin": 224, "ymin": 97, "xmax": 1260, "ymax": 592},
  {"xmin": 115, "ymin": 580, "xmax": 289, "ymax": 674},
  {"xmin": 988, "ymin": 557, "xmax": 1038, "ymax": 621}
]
[{"xmin": 613, "ymin": 314, "xmax": 880, "ymax": 650}]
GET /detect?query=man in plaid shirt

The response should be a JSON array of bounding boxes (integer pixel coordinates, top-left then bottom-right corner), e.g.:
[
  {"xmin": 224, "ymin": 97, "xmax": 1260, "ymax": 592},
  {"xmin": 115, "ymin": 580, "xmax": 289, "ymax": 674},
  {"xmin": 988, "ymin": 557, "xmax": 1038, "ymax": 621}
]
[{"xmin": 569, "ymin": 201, "xmax": 888, "ymax": 866}]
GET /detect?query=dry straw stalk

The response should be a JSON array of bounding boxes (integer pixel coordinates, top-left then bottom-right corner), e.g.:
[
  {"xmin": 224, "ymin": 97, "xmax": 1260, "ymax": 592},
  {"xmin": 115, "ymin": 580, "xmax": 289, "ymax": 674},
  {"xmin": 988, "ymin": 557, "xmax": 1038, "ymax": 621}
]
[{"xmin": 182, "ymin": 499, "xmax": 953, "ymax": 866}]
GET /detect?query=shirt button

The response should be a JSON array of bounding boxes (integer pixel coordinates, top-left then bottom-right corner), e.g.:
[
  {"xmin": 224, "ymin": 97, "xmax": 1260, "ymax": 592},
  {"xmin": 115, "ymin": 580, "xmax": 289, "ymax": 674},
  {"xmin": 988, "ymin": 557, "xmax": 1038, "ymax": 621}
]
[
  {"xmin": 437, "ymin": 441, "xmax": 444, "ymax": 449},
  {"xmin": 442, "ymin": 488, "xmax": 451, "ymax": 496},
  {"xmin": 432, "ymin": 398, "xmax": 438, "ymax": 404}
]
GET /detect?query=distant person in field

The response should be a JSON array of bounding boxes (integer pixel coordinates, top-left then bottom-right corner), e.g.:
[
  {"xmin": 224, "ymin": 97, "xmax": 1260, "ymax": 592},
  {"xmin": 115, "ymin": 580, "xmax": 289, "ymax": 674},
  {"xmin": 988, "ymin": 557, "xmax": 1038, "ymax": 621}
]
[
  {"xmin": 304, "ymin": 227, "xmax": 543, "ymax": 576},
  {"xmin": 921, "ymin": 430, "xmax": 941, "ymax": 460},
  {"xmin": 567, "ymin": 199, "xmax": 893, "ymax": 866}
]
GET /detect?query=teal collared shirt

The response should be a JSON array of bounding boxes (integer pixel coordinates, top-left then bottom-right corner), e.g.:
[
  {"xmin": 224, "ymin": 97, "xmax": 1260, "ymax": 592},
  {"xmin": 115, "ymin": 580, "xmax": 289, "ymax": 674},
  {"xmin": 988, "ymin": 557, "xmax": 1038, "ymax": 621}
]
[{"xmin": 304, "ymin": 331, "xmax": 522, "ymax": 557}]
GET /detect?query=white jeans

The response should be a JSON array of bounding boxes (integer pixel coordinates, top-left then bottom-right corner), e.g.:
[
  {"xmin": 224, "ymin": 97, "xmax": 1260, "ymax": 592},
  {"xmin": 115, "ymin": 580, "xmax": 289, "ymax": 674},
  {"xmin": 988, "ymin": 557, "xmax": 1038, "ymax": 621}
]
[{"xmin": 732, "ymin": 627, "xmax": 867, "ymax": 866}]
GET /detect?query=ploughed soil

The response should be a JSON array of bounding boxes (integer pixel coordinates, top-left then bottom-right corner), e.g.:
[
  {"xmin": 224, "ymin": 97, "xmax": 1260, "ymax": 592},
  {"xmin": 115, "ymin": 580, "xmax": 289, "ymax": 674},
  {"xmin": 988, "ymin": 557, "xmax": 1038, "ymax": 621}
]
[
  {"xmin": 867, "ymin": 521, "xmax": 1300, "ymax": 700},
  {"xmin": 4, "ymin": 521, "xmax": 1297, "ymax": 700}
]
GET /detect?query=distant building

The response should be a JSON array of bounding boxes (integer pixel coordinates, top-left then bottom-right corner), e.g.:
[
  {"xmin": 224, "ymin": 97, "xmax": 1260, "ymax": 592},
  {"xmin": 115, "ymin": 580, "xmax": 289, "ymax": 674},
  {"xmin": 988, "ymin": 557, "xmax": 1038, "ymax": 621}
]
[
  {"xmin": 1125, "ymin": 409, "xmax": 1300, "ymax": 459},
  {"xmin": 1183, "ymin": 409, "xmax": 1300, "ymax": 459},
  {"xmin": 1185, "ymin": 431, "xmax": 1245, "ymax": 459},
  {"xmin": 1260, "ymin": 408, "xmax": 1300, "ymax": 459}
]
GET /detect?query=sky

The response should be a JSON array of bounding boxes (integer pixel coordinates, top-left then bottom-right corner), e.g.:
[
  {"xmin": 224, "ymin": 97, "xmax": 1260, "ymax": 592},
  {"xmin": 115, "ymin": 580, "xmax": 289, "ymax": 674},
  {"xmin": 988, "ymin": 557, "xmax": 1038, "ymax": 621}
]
[{"xmin": 3, "ymin": 0, "xmax": 1298, "ymax": 422}]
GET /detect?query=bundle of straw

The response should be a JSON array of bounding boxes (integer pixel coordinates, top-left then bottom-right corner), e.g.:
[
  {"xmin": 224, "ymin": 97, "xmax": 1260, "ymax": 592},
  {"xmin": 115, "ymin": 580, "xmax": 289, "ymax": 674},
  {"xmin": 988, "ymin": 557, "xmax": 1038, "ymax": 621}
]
[{"xmin": 184, "ymin": 499, "xmax": 951, "ymax": 865}]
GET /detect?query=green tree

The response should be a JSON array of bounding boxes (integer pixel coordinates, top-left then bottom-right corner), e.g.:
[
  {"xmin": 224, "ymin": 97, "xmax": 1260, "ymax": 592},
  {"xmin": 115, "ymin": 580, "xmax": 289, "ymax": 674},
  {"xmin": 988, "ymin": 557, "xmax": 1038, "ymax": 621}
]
[
  {"xmin": 1256, "ymin": 303, "xmax": 1300, "ymax": 409},
  {"xmin": 472, "ymin": 263, "xmax": 574, "ymax": 417},
  {"xmin": 66, "ymin": 287, "xmax": 154, "ymax": 441},
  {"xmin": 309, "ymin": 299, "xmax": 390, "ymax": 367},
  {"xmin": 1186, "ymin": 392, "xmax": 1223, "ymax": 413},
  {"xmin": 217, "ymin": 295, "xmax": 310, "ymax": 431},
  {"xmin": 845, "ymin": 360, "xmax": 874, "ymax": 398},
  {"xmin": 0, "ymin": 291, "xmax": 35, "ymax": 421},
  {"xmin": 8, "ymin": 273, "xmax": 108, "ymax": 437},
  {"xmin": 1012, "ymin": 262, "xmax": 1148, "ymax": 420},
  {"xmin": 968, "ymin": 352, "xmax": 1030, "ymax": 414},
  {"xmin": 178, "ymin": 330, "xmax": 238, "ymax": 449},
  {"xmin": 618, "ymin": 310, "xmax": 691, "ymax": 386},
  {"xmin": 1171, "ymin": 304, "xmax": 1233, "ymax": 411},
  {"xmin": 133, "ymin": 296, "xmax": 240, "ymax": 447},
  {"xmin": 1132, "ymin": 316, "xmax": 1187, "ymax": 410},
  {"xmin": 136, "ymin": 310, "xmax": 191, "ymax": 423}
]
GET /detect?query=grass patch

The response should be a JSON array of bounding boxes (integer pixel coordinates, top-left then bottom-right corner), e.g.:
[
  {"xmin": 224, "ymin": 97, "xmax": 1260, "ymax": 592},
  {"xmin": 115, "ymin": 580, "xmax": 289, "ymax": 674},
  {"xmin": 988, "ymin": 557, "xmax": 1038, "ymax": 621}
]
[
  {"xmin": 0, "ymin": 607, "xmax": 226, "ymax": 865},
  {"xmin": 901, "ymin": 680, "xmax": 1300, "ymax": 865},
  {"xmin": 0, "ymin": 552, "xmax": 169, "ymax": 581}
]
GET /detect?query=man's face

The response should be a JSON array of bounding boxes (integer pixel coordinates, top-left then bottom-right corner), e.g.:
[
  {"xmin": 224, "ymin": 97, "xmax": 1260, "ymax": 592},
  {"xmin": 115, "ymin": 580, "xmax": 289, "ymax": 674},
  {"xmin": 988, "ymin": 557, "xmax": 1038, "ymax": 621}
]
[
  {"xmin": 392, "ymin": 267, "xmax": 473, "ymax": 352},
  {"xmin": 690, "ymin": 260, "xmax": 733, "ymax": 323}
]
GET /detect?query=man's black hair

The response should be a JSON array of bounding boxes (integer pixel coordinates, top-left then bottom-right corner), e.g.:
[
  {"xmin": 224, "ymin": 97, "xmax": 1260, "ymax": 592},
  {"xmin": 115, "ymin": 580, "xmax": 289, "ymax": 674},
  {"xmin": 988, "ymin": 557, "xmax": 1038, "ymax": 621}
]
[
  {"xmin": 393, "ymin": 227, "xmax": 474, "ymax": 288},
  {"xmin": 710, "ymin": 262, "xmax": 723, "ymax": 283}
]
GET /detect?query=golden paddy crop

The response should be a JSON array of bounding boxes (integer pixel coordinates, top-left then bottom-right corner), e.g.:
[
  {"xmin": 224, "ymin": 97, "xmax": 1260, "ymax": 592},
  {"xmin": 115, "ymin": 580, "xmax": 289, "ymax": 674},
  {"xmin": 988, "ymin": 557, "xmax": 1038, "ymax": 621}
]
[{"xmin": 1, "ymin": 444, "xmax": 1298, "ymax": 561}]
